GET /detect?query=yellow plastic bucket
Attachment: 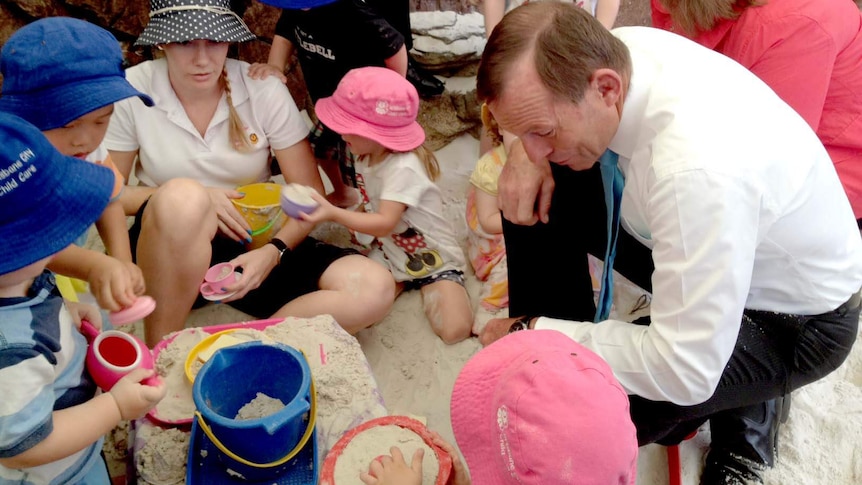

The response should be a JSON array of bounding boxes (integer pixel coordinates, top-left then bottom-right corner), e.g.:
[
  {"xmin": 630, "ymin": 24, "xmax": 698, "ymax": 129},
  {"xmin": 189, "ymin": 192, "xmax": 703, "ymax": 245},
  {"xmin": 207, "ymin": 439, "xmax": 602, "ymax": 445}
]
[{"xmin": 232, "ymin": 183, "xmax": 287, "ymax": 249}]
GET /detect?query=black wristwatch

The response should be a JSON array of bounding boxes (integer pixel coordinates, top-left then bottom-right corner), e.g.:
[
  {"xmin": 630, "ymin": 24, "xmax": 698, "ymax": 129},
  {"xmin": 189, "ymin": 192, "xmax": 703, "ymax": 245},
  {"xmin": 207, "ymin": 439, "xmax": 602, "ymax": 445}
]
[
  {"xmin": 267, "ymin": 238, "xmax": 290, "ymax": 265},
  {"xmin": 508, "ymin": 315, "xmax": 536, "ymax": 334}
]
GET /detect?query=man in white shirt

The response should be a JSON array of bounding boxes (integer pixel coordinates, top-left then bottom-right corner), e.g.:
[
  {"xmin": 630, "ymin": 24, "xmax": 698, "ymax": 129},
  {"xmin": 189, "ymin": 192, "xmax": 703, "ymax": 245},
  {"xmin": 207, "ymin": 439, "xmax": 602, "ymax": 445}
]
[{"xmin": 476, "ymin": 3, "xmax": 862, "ymax": 484}]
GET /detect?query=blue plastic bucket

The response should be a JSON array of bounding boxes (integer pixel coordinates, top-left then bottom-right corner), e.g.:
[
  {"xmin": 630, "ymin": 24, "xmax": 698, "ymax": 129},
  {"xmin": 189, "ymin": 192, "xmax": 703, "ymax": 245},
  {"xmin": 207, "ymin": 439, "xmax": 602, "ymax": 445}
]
[{"xmin": 192, "ymin": 342, "xmax": 314, "ymax": 481}]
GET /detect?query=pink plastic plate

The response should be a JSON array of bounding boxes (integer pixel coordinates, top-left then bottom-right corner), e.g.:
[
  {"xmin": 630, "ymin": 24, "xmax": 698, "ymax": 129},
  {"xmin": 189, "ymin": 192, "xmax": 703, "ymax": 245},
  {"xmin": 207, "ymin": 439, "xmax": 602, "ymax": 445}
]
[
  {"xmin": 147, "ymin": 317, "xmax": 285, "ymax": 426},
  {"xmin": 109, "ymin": 296, "xmax": 156, "ymax": 326}
]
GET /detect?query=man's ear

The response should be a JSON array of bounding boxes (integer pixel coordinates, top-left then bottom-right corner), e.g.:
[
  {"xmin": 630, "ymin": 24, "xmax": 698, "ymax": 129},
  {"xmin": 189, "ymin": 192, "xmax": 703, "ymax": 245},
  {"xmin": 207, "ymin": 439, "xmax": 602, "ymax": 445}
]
[{"xmin": 591, "ymin": 68, "xmax": 624, "ymax": 107}]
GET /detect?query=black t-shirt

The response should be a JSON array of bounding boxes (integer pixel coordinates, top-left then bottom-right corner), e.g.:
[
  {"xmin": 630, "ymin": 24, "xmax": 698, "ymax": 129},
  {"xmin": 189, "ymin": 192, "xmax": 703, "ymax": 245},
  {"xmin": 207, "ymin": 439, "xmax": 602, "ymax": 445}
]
[{"xmin": 275, "ymin": 0, "xmax": 405, "ymax": 103}]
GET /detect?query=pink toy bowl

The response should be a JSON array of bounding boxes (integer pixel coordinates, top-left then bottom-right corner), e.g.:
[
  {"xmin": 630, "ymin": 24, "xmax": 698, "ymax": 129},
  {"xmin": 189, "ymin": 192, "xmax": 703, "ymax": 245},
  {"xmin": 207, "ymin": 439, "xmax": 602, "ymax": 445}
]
[
  {"xmin": 320, "ymin": 416, "xmax": 452, "ymax": 485},
  {"xmin": 108, "ymin": 296, "xmax": 156, "ymax": 326},
  {"xmin": 81, "ymin": 320, "xmax": 159, "ymax": 391}
]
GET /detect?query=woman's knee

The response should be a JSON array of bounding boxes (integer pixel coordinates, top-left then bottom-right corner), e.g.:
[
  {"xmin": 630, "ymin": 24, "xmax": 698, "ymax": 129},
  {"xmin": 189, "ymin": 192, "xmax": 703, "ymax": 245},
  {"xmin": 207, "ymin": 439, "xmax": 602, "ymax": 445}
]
[
  {"xmin": 144, "ymin": 179, "xmax": 215, "ymax": 235},
  {"xmin": 323, "ymin": 255, "xmax": 395, "ymax": 319}
]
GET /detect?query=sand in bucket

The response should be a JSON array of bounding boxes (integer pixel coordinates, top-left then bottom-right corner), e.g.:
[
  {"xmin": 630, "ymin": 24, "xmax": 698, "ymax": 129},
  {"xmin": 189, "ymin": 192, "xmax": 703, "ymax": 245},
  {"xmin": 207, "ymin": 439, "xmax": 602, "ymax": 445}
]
[
  {"xmin": 233, "ymin": 183, "xmax": 288, "ymax": 249},
  {"xmin": 192, "ymin": 342, "xmax": 314, "ymax": 481}
]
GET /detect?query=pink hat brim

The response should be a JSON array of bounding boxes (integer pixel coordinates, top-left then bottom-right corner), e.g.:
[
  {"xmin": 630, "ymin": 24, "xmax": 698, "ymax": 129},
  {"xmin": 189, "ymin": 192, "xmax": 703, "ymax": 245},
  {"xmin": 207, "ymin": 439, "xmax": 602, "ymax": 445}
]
[
  {"xmin": 450, "ymin": 330, "xmax": 638, "ymax": 485},
  {"xmin": 315, "ymin": 96, "xmax": 425, "ymax": 153}
]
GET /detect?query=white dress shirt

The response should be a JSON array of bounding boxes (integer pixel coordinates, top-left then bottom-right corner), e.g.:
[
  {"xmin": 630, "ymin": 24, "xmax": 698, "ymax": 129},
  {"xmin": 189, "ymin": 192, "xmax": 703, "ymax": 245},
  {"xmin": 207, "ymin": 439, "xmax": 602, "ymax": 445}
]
[{"xmin": 536, "ymin": 27, "xmax": 862, "ymax": 405}]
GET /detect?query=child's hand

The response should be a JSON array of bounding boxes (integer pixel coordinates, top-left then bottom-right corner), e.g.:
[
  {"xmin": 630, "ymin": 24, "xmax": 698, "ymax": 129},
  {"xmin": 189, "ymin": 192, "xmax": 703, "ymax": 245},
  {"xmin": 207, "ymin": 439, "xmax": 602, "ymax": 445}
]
[
  {"xmin": 66, "ymin": 300, "xmax": 103, "ymax": 332},
  {"xmin": 87, "ymin": 255, "xmax": 144, "ymax": 312},
  {"xmin": 123, "ymin": 261, "xmax": 146, "ymax": 296},
  {"xmin": 427, "ymin": 431, "xmax": 472, "ymax": 485},
  {"xmin": 360, "ymin": 446, "xmax": 423, "ymax": 485},
  {"xmin": 248, "ymin": 63, "xmax": 287, "ymax": 83},
  {"xmin": 298, "ymin": 190, "xmax": 338, "ymax": 224},
  {"xmin": 109, "ymin": 368, "xmax": 167, "ymax": 420}
]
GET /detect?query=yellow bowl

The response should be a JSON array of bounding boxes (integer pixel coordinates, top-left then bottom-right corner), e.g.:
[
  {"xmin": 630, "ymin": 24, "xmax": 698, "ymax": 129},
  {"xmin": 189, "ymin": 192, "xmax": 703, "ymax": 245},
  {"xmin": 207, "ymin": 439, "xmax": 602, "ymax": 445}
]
[{"xmin": 184, "ymin": 329, "xmax": 246, "ymax": 383}]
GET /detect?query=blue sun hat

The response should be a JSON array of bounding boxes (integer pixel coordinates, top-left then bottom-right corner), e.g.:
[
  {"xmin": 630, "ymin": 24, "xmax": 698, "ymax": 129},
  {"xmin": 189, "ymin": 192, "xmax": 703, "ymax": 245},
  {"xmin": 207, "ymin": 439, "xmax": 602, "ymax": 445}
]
[
  {"xmin": 0, "ymin": 113, "xmax": 114, "ymax": 275},
  {"xmin": 0, "ymin": 17, "xmax": 154, "ymax": 131},
  {"xmin": 254, "ymin": 0, "xmax": 339, "ymax": 10}
]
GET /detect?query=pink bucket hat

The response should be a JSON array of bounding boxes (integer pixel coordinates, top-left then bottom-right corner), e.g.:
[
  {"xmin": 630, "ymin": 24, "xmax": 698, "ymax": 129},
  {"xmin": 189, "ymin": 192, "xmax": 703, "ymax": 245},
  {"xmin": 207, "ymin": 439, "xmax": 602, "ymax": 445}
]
[
  {"xmin": 315, "ymin": 67, "xmax": 425, "ymax": 152},
  {"xmin": 451, "ymin": 330, "xmax": 638, "ymax": 485}
]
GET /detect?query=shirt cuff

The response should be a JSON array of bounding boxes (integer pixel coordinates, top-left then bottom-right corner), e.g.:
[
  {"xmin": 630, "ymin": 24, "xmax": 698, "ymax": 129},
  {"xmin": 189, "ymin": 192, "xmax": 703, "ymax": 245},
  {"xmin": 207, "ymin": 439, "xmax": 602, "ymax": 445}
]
[{"xmin": 534, "ymin": 316, "xmax": 593, "ymax": 341}]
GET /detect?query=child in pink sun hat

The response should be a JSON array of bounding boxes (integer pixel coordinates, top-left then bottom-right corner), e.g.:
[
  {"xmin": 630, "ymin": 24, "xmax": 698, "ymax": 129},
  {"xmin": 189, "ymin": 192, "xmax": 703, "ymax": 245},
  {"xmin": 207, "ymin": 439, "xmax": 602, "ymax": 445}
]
[
  {"xmin": 451, "ymin": 329, "xmax": 639, "ymax": 484},
  {"xmin": 302, "ymin": 66, "xmax": 473, "ymax": 345},
  {"xmin": 359, "ymin": 329, "xmax": 638, "ymax": 484}
]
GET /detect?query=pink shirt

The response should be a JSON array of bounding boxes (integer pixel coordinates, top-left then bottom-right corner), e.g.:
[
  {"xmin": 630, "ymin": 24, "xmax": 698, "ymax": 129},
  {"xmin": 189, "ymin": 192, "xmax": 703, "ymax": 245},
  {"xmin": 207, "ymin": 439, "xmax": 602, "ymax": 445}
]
[{"xmin": 652, "ymin": 0, "xmax": 862, "ymax": 218}]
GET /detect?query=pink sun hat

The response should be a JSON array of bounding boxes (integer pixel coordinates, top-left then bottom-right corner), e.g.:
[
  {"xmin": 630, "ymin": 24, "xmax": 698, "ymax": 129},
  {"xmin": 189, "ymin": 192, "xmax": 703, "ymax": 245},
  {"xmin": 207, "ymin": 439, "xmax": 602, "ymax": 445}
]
[
  {"xmin": 450, "ymin": 330, "xmax": 638, "ymax": 485},
  {"xmin": 315, "ymin": 67, "xmax": 425, "ymax": 152}
]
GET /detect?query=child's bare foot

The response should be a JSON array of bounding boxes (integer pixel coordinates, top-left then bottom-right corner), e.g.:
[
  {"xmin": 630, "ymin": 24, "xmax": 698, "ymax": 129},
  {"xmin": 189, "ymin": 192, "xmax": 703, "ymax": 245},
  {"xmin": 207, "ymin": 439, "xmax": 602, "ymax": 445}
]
[{"xmin": 326, "ymin": 186, "xmax": 360, "ymax": 208}]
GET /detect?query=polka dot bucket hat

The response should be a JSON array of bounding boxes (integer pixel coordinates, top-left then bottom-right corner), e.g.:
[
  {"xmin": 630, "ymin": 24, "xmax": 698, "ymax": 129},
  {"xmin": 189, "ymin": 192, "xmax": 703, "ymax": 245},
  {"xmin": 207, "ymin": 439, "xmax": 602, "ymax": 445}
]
[{"xmin": 135, "ymin": 0, "xmax": 256, "ymax": 46}]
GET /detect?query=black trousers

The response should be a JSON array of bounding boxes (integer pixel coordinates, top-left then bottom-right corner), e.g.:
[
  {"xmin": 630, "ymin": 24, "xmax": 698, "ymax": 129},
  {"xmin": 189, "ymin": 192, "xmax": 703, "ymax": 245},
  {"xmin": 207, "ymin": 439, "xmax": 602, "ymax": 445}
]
[
  {"xmin": 503, "ymin": 163, "xmax": 860, "ymax": 446},
  {"xmin": 366, "ymin": 0, "xmax": 413, "ymax": 50}
]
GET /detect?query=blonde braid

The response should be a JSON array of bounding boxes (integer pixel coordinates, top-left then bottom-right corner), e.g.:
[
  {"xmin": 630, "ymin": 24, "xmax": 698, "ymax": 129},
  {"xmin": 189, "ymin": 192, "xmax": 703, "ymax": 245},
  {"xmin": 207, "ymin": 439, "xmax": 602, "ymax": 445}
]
[{"xmin": 221, "ymin": 66, "xmax": 253, "ymax": 152}]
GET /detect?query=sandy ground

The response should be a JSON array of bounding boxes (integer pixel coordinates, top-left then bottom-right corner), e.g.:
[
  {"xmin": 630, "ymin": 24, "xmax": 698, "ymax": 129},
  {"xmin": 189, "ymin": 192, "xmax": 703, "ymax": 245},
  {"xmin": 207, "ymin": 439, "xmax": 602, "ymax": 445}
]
[{"xmin": 107, "ymin": 133, "xmax": 861, "ymax": 484}]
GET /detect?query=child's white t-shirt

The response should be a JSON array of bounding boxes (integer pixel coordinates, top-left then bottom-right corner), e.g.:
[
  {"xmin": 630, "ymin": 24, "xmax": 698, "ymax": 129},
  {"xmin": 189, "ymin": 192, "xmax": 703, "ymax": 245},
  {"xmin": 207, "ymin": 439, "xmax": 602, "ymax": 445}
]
[{"xmin": 355, "ymin": 152, "xmax": 466, "ymax": 283}]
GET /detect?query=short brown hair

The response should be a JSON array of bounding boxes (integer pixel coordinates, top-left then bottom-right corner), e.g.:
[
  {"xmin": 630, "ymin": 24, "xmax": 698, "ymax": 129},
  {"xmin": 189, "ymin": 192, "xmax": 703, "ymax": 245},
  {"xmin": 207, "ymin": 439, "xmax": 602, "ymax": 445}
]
[{"xmin": 476, "ymin": 2, "xmax": 631, "ymax": 104}]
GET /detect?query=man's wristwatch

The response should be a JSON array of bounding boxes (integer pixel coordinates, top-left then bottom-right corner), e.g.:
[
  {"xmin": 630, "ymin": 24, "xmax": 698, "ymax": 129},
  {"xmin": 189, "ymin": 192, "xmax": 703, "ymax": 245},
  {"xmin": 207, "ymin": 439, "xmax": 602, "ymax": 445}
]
[
  {"xmin": 267, "ymin": 238, "xmax": 290, "ymax": 265},
  {"xmin": 508, "ymin": 315, "xmax": 536, "ymax": 334}
]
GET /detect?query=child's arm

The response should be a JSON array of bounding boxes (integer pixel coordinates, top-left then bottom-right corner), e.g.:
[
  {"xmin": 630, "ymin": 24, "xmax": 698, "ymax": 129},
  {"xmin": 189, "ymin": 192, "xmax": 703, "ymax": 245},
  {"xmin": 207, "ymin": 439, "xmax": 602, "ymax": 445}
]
[
  {"xmin": 301, "ymin": 191, "xmax": 406, "ymax": 238},
  {"xmin": 108, "ymin": 149, "xmax": 157, "ymax": 216},
  {"xmin": 360, "ymin": 447, "xmax": 423, "ymax": 485},
  {"xmin": 474, "ymin": 187, "xmax": 503, "ymax": 234},
  {"xmin": 595, "ymin": 0, "xmax": 621, "ymax": 29},
  {"xmin": 95, "ymin": 200, "xmax": 136, "ymax": 264},
  {"xmin": 248, "ymin": 34, "xmax": 295, "ymax": 83},
  {"xmin": 481, "ymin": 0, "xmax": 506, "ymax": 37},
  {"xmin": 0, "ymin": 368, "xmax": 165, "ymax": 469},
  {"xmin": 47, "ymin": 245, "xmax": 142, "ymax": 311},
  {"xmin": 384, "ymin": 44, "xmax": 408, "ymax": 77}
]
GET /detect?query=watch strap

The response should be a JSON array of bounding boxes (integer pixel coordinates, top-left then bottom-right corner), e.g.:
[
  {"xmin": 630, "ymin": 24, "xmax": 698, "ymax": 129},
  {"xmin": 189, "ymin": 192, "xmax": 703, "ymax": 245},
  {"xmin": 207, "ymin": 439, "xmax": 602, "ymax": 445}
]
[
  {"xmin": 267, "ymin": 238, "xmax": 289, "ymax": 265},
  {"xmin": 508, "ymin": 315, "xmax": 535, "ymax": 334}
]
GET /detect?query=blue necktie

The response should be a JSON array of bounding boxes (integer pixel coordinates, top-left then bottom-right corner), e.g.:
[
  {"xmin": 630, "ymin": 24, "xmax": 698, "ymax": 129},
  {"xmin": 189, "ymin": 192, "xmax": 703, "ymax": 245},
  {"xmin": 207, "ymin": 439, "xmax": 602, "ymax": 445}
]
[{"xmin": 595, "ymin": 149, "xmax": 623, "ymax": 322}]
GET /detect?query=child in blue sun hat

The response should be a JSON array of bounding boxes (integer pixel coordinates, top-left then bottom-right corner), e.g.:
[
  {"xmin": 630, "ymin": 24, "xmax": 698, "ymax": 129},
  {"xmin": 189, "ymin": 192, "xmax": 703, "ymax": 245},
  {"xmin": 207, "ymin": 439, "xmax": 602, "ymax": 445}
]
[
  {"xmin": 0, "ymin": 17, "xmax": 153, "ymax": 312},
  {"xmin": 0, "ymin": 112, "xmax": 166, "ymax": 484}
]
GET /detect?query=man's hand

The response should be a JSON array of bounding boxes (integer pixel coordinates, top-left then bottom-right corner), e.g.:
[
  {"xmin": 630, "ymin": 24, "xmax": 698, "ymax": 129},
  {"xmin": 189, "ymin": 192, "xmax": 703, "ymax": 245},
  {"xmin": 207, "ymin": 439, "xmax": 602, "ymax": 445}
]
[
  {"xmin": 497, "ymin": 139, "xmax": 555, "ymax": 225},
  {"xmin": 360, "ymin": 447, "xmax": 423, "ymax": 485},
  {"xmin": 479, "ymin": 316, "xmax": 520, "ymax": 347}
]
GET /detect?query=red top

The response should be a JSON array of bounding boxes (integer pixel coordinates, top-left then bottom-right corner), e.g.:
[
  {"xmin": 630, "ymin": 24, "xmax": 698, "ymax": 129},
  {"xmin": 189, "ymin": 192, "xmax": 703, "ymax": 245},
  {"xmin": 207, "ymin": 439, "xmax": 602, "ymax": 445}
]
[{"xmin": 652, "ymin": 0, "xmax": 862, "ymax": 218}]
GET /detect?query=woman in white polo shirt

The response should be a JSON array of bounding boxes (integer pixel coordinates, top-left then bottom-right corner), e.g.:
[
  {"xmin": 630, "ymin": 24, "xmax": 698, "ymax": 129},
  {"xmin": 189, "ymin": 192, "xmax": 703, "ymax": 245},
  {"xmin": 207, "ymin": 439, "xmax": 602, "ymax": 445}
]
[{"xmin": 106, "ymin": 0, "xmax": 395, "ymax": 346}]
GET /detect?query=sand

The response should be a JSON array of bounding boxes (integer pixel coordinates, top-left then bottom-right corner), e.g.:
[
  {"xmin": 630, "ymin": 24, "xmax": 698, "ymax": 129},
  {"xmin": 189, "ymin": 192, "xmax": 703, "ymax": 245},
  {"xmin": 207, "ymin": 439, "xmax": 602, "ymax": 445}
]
[
  {"xmin": 235, "ymin": 393, "xmax": 285, "ymax": 420},
  {"xmin": 332, "ymin": 425, "xmax": 440, "ymax": 485},
  {"xmin": 119, "ymin": 134, "xmax": 862, "ymax": 484}
]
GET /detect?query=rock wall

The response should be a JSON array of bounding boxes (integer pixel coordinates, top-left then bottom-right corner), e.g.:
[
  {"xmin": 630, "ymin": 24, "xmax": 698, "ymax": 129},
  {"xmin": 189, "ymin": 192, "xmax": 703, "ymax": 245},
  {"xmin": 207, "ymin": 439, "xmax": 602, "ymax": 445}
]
[{"xmin": 0, "ymin": 0, "xmax": 651, "ymax": 148}]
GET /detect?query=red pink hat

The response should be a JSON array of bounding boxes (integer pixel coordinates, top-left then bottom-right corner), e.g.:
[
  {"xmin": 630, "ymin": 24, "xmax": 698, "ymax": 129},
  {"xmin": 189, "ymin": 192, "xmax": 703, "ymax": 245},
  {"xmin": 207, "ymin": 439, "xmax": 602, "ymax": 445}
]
[
  {"xmin": 315, "ymin": 67, "xmax": 425, "ymax": 152},
  {"xmin": 451, "ymin": 330, "xmax": 638, "ymax": 485}
]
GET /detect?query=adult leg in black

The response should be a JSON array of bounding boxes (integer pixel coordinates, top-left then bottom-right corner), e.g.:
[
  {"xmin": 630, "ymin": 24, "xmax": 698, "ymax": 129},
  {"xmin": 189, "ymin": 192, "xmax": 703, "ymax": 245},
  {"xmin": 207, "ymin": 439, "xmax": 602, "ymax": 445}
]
[
  {"xmin": 626, "ymin": 294, "xmax": 859, "ymax": 483},
  {"xmin": 503, "ymin": 163, "xmax": 607, "ymax": 321}
]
